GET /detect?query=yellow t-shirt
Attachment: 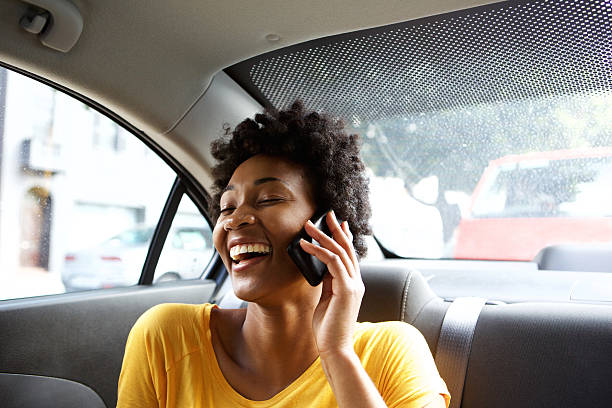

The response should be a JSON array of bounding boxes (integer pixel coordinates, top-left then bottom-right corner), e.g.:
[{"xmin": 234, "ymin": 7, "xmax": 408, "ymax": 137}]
[{"xmin": 117, "ymin": 303, "xmax": 450, "ymax": 408}]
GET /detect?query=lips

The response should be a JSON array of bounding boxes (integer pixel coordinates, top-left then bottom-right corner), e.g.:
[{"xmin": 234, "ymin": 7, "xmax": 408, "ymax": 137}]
[{"xmin": 230, "ymin": 251, "xmax": 269, "ymax": 273}]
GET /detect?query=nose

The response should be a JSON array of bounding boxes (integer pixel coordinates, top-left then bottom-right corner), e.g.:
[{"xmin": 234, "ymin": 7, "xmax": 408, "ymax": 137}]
[{"xmin": 222, "ymin": 207, "xmax": 256, "ymax": 231}]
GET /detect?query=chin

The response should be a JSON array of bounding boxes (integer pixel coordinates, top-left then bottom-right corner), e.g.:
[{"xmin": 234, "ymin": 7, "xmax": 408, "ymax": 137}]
[
  {"xmin": 231, "ymin": 274, "xmax": 312, "ymax": 306},
  {"xmin": 230, "ymin": 276, "xmax": 271, "ymax": 303}
]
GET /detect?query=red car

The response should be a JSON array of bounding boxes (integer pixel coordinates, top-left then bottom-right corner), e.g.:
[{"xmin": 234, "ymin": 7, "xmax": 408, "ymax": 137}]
[{"xmin": 454, "ymin": 148, "xmax": 612, "ymax": 261}]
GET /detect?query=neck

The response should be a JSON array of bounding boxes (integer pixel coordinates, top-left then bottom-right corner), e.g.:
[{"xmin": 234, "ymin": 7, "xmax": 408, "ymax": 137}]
[
  {"xmin": 238, "ymin": 292, "xmax": 320, "ymax": 382},
  {"xmin": 244, "ymin": 301, "xmax": 315, "ymax": 348}
]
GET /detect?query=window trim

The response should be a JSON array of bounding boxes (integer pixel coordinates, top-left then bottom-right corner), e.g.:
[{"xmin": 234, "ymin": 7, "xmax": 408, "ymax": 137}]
[{"xmin": 139, "ymin": 177, "xmax": 185, "ymax": 285}]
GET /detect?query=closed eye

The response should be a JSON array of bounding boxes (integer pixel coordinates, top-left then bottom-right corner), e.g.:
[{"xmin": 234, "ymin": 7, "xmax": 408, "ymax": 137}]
[
  {"xmin": 219, "ymin": 207, "xmax": 235, "ymax": 214},
  {"xmin": 259, "ymin": 198, "xmax": 284, "ymax": 205}
]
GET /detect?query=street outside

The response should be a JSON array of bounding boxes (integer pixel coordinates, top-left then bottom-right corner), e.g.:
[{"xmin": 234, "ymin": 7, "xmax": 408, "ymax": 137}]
[{"xmin": 0, "ymin": 267, "xmax": 66, "ymax": 300}]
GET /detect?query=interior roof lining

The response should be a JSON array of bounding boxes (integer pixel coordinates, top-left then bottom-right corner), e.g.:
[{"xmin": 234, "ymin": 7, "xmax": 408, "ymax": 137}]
[{"xmin": 0, "ymin": 0, "xmax": 505, "ymax": 139}]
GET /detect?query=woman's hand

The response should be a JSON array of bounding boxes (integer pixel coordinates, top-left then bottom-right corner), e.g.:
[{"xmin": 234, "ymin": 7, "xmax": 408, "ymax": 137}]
[{"xmin": 299, "ymin": 211, "xmax": 365, "ymax": 358}]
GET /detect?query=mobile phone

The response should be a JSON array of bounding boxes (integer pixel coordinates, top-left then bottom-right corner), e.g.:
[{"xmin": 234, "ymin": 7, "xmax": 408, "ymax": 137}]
[{"xmin": 287, "ymin": 211, "xmax": 338, "ymax": 286}]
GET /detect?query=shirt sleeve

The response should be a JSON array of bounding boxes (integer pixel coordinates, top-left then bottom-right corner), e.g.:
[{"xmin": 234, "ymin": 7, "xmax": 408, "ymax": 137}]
[
  {"xmin": 116, "ymin": 306, "xmax": 169, "ymax": 408},
  {"xmin": 360, "ymin": 322, "xmax": 451, "ymax": 408}
]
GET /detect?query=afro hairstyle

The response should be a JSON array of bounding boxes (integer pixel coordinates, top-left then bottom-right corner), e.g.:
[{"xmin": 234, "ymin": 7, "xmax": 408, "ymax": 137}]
[{"xmin": 209, "ymin": 100, "xmax": 372, "ymax": 258}]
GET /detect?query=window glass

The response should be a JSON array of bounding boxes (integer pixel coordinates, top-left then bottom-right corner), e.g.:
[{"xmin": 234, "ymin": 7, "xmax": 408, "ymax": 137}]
[
  {"xmin": 354, "ymin": 93, "xmax": 612, "ymax": 261},
  {"xmin": 0, "ymin": 67, "xmax": 176, "ymax": 300},
  {"xmin": 228, "ymin": 0, "xmax": 611, "ymax": 265},
  {"xmin": 361, "ymin": 235, "xmax": 384, "ymax": 263},
  {"xmin": 154, "ymin": 194, "xmax": 214, "ymax": 283}
]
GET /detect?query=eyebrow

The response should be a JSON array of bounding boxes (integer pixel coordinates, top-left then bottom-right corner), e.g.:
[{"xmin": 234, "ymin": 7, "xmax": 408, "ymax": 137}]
[{"xmin": 222, "ymin": 177, "xmax": 288, "ymax": 193}]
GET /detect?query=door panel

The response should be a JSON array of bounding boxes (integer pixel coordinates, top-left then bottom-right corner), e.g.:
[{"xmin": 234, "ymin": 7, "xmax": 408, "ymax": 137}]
[{"xmin": 0, "ymin": 279, "xmax": 216, "ymax": 407}]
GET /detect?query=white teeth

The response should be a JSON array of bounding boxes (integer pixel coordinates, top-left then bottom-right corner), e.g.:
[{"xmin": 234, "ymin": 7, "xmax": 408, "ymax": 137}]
[{"xmin": 229, "ymin": 243, "xmax": 272, "ymax": 260}]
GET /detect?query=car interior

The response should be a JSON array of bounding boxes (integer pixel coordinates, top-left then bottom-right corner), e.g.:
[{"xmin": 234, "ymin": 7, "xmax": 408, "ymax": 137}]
[{"xmin": 1, "ymin": 0, "xmax": 611, "ymax": 407}]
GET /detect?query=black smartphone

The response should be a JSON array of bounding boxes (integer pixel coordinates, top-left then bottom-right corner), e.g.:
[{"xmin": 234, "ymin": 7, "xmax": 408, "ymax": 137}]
[{"xmin": 287, "ymin": 211, "xmax": 339, "ymax": 286}]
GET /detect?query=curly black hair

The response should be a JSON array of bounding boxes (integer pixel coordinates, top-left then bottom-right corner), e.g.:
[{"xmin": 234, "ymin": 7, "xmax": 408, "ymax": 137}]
[{"xmin": 209, "ymin": 100, "xmax": 372, "ymax": 258}]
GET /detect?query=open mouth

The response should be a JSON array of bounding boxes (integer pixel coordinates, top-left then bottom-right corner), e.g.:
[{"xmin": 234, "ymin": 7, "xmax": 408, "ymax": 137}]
[{"xmin": 230, "ymin": 243, "xmax": 272, "ymax": 264}]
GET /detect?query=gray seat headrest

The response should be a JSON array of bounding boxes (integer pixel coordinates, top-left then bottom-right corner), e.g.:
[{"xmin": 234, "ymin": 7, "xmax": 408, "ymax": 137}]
[
  {"xmin": 358, "ymin": 265, "xmax": 437, "ymax": 324},
  {"xmin": 534, "ymin": 243, "xmax": 612, "ymax": 272}
]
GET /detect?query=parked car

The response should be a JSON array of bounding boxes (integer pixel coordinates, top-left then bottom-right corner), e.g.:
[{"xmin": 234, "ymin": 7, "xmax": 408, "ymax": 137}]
[
  {"xmin": 1, "ymin": 0, "xmax": 611, "ymax": 407},
  {"xmin": 62, "ymin": 225, "xmax": 213, "ymax": 291},
  {"xmin": 455, "ymin": 148, "xmax": 612, "ymax": 261}
]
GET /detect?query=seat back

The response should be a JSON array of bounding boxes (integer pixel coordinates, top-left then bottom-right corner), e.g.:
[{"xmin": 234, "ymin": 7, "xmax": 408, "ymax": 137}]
[
  {"xmin": 358, "ymin": 264, "xmax": 449, "ymax": 354},
  {"xmin": 462, "ymin": 302, "xmax": 612, "ymax": 407}
]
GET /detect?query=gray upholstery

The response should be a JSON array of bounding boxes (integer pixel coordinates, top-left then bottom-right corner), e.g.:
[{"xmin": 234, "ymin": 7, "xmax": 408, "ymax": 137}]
[
  {"xmin": 358, "ymin": 264, "xmax": 449, "ymax": 355},
  {"xmin": 358, "ymin": 264, "xmax": 612, "ymax": 408},
  {"xmin": 0, "ymin": 373, "xmax": 106, "ymax": 408},
  {"xmin": 462, "ymin": 302, "xmax": 612, "ymax": 408},
  {"xmin": 0, "ymin": 280, "xmax": 216, "ymax": 408},
  {"xmin": 534, "ymin": 243, "xmax": 612, "ymax": 272},
  {"xmin": 358, "ymin": 265, "xmax": 438, "ymax": 323}
]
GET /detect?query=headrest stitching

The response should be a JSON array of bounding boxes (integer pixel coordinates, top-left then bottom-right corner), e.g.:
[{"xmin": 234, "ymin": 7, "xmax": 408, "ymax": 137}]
[{"xmin": 400, "ymin": 270, "xmax": 413, "ymax": 322}]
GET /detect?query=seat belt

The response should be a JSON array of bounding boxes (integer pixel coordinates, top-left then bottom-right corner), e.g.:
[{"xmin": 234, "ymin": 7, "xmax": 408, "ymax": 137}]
[{"xmin": 434, "ymin": 297, "xmax": 486, "ymax": 408}]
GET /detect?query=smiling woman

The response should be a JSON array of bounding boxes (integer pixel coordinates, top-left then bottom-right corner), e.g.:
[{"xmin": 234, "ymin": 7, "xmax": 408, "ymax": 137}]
[
  {"xmin": 209, "ymin": 101, "xmax": 372, "ymax": 257},
  {"xmin": 214, "ymin": 156, "xmax": 318, "ymax": 301},
  {"xmin": 116, "ymin": 102, "xmax": 450, "ymax": 407}
]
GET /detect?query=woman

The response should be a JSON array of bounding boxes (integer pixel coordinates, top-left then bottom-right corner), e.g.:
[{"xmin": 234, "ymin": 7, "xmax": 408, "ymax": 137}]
[{"xmin": 117, "ymin": 101, "xmax": 450, "ymax": 407}]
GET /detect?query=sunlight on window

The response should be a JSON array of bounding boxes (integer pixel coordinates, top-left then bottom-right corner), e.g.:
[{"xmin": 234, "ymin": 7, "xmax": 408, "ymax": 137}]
[{"xmin": 357, "ymin": 92, "xmax": 612, "ymax": 260}]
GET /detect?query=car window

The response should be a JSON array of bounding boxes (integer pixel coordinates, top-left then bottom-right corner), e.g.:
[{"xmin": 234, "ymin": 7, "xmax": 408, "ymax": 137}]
[
  {"xmin": 225, "ymin": 0, "xmax": 611, "ymax": 264},
  {"xmin": 0, "ymin": 66, "xmax": 177, "ymax": 300},
  {"xmin": 356, "ymin": 95, "xmax": 612, "ymax": 261},
  {"xmin": 154, "ymin": 194, "xmax": 214, "ymax": 283}
]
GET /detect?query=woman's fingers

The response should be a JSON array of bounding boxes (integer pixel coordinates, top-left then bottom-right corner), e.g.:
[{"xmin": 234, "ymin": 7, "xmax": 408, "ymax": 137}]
[
  {"xmin": 341, "ymin": 220, "xmax": 360, "ymax": 277},
  {"xmin": 303, "ymin": 217, "xmax": 355, "ymax": 278},
  {"xmin": 299, "ymin": 239, "xmax": 348, "ymax": 280},
  {"xmin": 305, "ymin": 213, "xmax": 365, "ymax": 358},
  {"xmin": 322, "ymin": 211, "xmax": 360, "ymax": 278}
]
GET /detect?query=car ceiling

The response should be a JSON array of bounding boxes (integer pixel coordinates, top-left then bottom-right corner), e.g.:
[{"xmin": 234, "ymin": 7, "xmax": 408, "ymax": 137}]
[{"xmin": 0, "ymin": 0, "xmax": 502, "ymax": 154}]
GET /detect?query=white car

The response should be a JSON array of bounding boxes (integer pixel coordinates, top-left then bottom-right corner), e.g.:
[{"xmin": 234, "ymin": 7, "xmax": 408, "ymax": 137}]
[{"xmin": 62, "ymin": 225, "xmax": 213, "ymax": 290}]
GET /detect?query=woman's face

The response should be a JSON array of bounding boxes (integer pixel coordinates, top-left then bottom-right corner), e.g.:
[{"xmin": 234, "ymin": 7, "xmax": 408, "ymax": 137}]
[{"xmin": 212, "ymin": 154, "xmax": 318, "ymax": 303}]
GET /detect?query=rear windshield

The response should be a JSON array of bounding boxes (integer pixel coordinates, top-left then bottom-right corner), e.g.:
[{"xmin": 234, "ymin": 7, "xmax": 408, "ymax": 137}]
[
  {"xmin": 226, "ymin": 0, "xmax": 612, "ymax": 261},
  {"xmin": 353, "ymin": 94, "xmax": 612, "ymax": 259}
]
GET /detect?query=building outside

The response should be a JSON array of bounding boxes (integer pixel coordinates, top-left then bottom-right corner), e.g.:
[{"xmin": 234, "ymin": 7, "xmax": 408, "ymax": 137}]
[{"xmin": 0, "ymin": 68, "xmax": 180, "ymax": 299}]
